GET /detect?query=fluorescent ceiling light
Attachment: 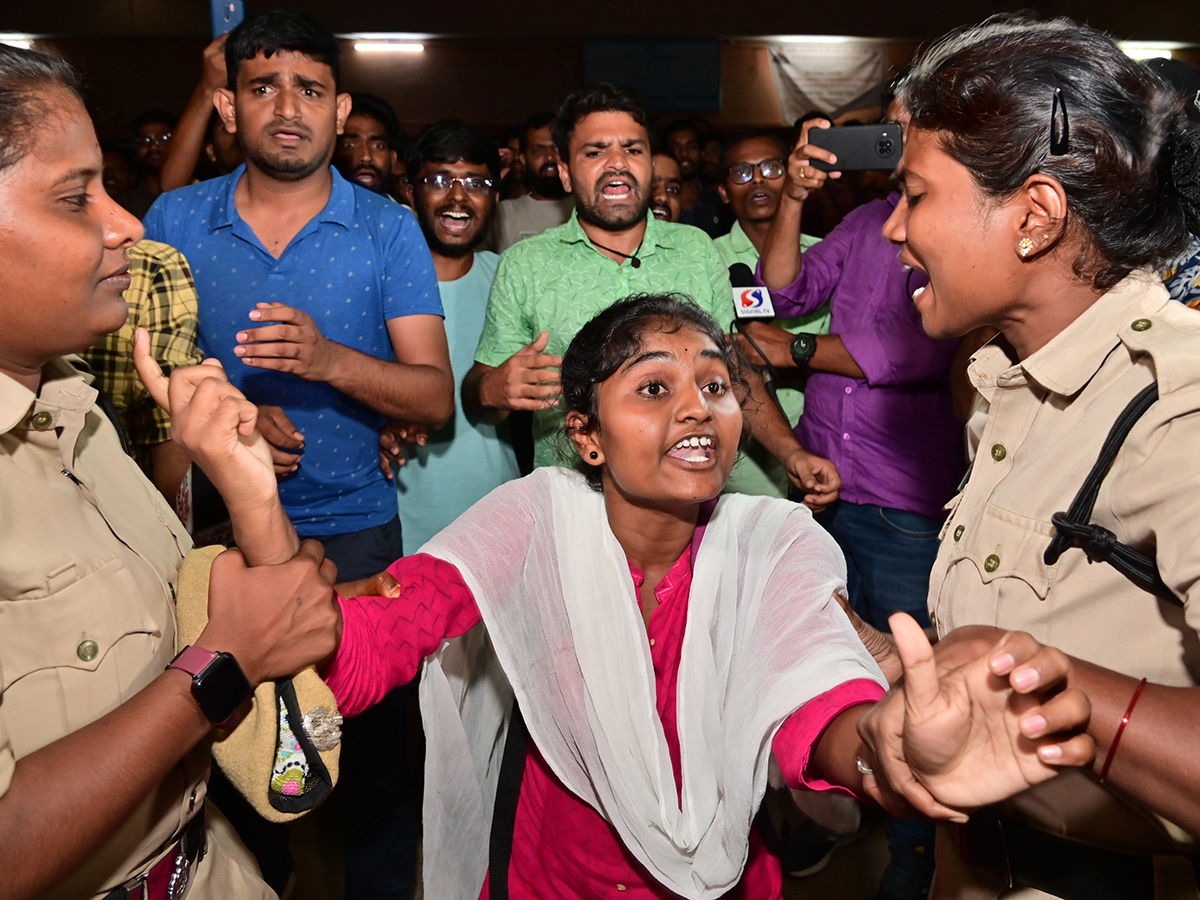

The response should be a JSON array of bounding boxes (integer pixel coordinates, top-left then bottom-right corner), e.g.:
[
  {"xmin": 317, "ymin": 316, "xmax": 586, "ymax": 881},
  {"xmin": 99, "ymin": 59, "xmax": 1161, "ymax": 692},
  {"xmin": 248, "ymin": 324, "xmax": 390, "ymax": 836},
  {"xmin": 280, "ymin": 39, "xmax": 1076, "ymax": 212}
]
[
  {"xmin": 0, "ymin": 34, "xmax": 34, "ymax": 49},
  {"xmin": 354, "ymin": 41, "xmax": 424, "ymax": 53},
  {"xmin": 764, "ymin": 35, "xmax": 879, "ymax": 44},
  {"xmin": 1120, "ymin": 41, "xmax": 1177, "ymax": 60}
]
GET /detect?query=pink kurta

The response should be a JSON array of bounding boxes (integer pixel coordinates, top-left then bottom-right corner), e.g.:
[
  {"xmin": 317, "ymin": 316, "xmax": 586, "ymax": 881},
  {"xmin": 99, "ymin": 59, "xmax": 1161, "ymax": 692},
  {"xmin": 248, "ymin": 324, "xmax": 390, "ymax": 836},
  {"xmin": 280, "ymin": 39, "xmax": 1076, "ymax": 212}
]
[{"xmin": 327, "ymin": 526, "xmax": 882, "ymax": 900}]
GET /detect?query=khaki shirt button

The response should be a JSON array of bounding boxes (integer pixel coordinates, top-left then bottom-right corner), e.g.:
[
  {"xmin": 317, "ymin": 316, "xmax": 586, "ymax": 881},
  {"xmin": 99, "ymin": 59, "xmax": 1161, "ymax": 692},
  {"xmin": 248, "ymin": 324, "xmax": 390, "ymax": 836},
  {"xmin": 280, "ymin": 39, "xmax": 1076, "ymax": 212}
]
[
  {"xmin": 77, "ymin": 639, "xmax": 99, "ymax": 662},
  {"xmin": 990, "ymin": 443, "xmax": 1006, "ymax": 462},
  {"xmin": 30, "ymin": 411, "xmax": 53, "ymax": 429},
  {"xmin": 1131, "ymin": 318, "xmax": 1152, "ymax": 332},
  {"xmin": 953, "ymin": 525, "xmax": 965, "ymax": 541},
  {"xmin": 984, "ymin": 554, "xmax": 1000, "ymax": 573}
]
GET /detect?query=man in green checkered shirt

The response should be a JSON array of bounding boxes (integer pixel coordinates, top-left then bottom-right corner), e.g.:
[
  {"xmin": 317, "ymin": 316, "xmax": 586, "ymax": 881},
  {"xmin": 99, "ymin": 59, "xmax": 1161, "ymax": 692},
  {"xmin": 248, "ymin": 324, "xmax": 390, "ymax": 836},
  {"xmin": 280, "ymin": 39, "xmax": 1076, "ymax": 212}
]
[{"xmin": 464, "ymin": 85, "xmax": 839, "ymax": 507}]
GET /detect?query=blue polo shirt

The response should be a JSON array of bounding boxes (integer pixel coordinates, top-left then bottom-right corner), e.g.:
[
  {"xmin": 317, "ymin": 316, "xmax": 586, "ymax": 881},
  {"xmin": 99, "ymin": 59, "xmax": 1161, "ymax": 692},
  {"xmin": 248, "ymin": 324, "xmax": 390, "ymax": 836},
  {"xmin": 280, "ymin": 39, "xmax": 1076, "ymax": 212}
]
[{"xmin": 144, "ymin": 165, "xmax": 442, "ymax": 536}]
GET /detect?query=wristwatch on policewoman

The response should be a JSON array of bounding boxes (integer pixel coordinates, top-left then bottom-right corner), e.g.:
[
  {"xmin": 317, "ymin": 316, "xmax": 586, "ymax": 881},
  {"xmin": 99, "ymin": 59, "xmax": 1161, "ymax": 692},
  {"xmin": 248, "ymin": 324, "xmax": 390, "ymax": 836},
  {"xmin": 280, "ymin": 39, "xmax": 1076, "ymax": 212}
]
[{"xmin": 168, "ymin": 645, "xmax": 252, "ymax": 728}]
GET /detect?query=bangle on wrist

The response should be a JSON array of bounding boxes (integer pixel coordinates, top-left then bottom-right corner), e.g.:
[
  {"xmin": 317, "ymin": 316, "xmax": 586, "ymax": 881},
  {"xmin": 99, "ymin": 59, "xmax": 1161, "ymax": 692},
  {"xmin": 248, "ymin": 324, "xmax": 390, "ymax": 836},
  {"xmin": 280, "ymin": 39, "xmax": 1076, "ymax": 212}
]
[{"xmin": 1098, "ymin": 677, "xmax": 1147, "ymax": 783}]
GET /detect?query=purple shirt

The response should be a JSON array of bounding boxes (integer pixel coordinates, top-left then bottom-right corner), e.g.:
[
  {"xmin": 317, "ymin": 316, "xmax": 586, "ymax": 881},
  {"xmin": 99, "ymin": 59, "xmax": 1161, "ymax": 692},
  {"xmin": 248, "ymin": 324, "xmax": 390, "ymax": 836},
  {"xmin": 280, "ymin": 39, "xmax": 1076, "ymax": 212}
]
[{"xmin": 758, "ymin": 193, "xmax": 964, "ymax": 518}]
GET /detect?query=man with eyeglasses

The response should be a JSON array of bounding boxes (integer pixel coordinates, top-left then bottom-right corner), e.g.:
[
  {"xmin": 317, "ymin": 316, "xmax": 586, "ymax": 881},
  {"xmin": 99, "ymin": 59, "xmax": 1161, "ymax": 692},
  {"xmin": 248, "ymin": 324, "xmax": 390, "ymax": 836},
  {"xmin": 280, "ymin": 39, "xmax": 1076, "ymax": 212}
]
[
  {"xmin": 464, "ymin": 84, "xmax": 839, "ymax": 509},
  {"xmin": 384, "ymin": 119, "xmax": 521, "ymax": 549},
  {"xmin": 714, "ymin": 130, "xmax": 832, "ymax": 499},
  {"xmin": 116, "ymin": 108, "xmax": 177, "ymax": 217},
  {"xmin": 144, "ymin": 14, "xmax": 452, "ymax": 896}
]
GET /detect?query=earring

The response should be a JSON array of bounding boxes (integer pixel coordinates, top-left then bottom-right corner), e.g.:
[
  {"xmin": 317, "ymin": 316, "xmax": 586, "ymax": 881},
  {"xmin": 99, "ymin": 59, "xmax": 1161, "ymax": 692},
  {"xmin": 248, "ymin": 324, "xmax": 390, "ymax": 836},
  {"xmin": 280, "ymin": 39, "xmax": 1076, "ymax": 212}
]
[
  {"xmin": 589, "ymin": 451, "xmax": 599, "ymax": 460},
  {"xmin": 1017, "ymin": 237, "xmax": 1035, "ymax": 258}
]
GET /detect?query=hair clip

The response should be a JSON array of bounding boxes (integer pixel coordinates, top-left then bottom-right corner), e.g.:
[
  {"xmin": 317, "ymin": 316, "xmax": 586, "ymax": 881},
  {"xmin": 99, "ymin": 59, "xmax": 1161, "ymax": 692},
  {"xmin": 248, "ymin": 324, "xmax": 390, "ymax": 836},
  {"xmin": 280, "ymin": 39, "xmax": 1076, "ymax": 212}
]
[{"xmin": 1050, "ymin": 87, "xmax": 1070, "ymax": 156}]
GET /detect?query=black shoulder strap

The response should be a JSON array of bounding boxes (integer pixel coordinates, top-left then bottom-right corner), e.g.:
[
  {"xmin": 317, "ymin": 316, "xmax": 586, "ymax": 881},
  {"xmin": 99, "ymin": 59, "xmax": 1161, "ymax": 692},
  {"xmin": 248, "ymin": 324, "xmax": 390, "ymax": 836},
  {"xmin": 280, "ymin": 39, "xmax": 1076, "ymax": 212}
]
[
  {"xmin": 488, "ymin": 701, "xmax": 529, "ymax": 899},
  {"xmin": 1043, "ymin": 383, "xmax": 1172, "ymax": 598}
]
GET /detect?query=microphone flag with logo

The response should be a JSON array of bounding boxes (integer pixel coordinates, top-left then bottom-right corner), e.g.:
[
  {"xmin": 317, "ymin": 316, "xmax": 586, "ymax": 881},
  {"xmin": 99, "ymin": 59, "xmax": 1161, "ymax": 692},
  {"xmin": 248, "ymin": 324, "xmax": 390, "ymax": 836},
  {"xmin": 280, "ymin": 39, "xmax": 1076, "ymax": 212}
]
[{"xmin": 729, "ymin": 263, "xmax": 776, "ymax": 319}]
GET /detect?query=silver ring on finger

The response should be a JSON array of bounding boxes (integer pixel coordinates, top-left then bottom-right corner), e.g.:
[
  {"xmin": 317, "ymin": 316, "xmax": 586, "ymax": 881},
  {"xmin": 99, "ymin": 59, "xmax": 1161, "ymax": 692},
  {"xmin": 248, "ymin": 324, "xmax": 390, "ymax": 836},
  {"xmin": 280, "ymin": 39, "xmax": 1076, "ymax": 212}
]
[{"xmin": 856, "ymin": 756, "xmax": 874, "ymax": 776}]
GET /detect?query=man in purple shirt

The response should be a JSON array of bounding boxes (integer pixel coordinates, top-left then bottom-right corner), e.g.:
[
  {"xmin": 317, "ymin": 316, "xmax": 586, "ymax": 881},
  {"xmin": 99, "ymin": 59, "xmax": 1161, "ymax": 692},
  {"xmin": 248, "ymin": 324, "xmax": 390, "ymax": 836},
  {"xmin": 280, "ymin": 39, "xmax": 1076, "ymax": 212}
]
[{"xmin": 745, "ymin": 118, "xmax": 964, "ymax": 900}]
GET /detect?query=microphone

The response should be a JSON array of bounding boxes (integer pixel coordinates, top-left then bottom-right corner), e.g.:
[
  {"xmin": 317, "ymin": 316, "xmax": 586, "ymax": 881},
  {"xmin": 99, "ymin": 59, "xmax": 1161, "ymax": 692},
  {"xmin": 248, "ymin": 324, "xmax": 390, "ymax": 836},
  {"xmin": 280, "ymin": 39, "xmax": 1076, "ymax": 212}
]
[
  {"xmin": 729, "ymin": 263, "xmax": 775, "ymax": 319},
  {"xmin": 727, "ymin": 263, "xmax": 780, "ymax": 408}
]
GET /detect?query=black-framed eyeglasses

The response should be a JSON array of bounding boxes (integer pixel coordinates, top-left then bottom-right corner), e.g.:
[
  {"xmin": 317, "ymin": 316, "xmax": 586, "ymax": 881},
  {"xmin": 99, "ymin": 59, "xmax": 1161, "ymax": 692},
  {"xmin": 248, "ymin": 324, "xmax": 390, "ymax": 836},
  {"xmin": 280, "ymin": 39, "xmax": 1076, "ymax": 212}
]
[
  {"xmin": 1050, "ymin": 88, "xmax": 1070, "ymax": 156},
  {"xmin": 726, "ymin": 158, "xmax": 786, "ymax": 184},
  {"xmin": 415, "ymin": 174, "xmax": 494, "ymax": 194}
]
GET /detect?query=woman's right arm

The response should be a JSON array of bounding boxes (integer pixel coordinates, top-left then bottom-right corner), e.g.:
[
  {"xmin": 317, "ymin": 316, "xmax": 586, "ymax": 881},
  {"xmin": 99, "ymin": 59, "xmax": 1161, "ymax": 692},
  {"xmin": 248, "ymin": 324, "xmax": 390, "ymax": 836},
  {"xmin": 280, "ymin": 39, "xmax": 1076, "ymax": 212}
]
[{"xmin": 325, "ymin": 554, "xmax": 482, "ymax": 716}]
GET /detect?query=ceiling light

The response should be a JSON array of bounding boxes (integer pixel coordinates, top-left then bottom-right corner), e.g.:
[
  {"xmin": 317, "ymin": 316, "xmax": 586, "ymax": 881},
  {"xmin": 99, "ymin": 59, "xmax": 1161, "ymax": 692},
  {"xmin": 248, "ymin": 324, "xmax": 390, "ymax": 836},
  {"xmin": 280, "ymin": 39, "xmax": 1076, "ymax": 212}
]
[
  {"xmin": 354, "ymin": 41, "xmax": 424, "ymax": 53},
  {"xmin": 1120, "ymin": 42, "xmax": 1176, "ymax": 60}
]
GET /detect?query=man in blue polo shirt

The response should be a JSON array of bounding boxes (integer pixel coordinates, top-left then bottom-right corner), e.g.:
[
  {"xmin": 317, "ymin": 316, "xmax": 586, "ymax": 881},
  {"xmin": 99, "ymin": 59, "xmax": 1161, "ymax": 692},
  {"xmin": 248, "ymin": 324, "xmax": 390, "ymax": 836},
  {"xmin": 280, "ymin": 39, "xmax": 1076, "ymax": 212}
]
[
  {"xmin": 144, "ymin": 12, "xmax": 451, "ymax": 567},
  {"xmin": 143, "ymin": 10, "xmax": 452, "ymax": 900}
]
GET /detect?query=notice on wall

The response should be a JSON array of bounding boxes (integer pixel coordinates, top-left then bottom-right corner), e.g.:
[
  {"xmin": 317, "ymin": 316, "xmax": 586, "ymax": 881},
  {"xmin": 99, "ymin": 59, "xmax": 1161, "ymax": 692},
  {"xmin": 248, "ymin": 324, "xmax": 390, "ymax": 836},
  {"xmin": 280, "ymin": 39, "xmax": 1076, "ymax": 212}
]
[{"xmin": 767, "ymin": 40, "xmax": 887, "ymax": 124}]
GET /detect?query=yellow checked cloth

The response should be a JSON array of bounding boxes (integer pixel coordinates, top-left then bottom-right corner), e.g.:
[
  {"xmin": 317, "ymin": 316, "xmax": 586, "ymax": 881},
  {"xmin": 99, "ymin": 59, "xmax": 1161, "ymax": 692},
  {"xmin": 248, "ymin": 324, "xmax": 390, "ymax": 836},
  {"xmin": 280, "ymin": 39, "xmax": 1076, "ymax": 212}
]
[{"xmin": 79, "ymin": 239, "xmax": 203, "ymax": 471}]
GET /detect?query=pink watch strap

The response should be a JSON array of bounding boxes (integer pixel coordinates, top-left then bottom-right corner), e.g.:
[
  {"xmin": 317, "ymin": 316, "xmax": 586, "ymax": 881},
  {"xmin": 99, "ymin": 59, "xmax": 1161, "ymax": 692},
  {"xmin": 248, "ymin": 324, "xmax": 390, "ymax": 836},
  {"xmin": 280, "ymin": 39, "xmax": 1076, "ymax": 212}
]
[{"xmin": 169, "ymin": 645, "xmax": 219, "ymax": 677}]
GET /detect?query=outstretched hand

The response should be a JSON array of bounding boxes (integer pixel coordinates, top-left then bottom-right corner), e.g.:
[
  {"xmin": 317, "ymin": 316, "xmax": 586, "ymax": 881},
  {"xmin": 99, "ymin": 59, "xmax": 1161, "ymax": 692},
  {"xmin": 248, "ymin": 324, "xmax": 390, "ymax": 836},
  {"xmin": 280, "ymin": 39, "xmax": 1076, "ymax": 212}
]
[
  {"xmin": 134, "ymin": 327, "xmax": 278, "ymax": 513},
  {"xmin": 783, "ymin": 447, "xmax": 841, "ymax": 512},
  {"xmin": 857, "ymin": 614, "xmax": 1094, "ymax": 821}
]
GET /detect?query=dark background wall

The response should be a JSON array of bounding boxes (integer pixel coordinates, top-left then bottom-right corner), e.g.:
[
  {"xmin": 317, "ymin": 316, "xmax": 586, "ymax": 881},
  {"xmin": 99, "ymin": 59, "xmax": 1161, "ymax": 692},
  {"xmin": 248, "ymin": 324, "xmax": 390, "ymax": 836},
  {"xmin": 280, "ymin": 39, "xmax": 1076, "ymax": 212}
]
[{"xmin": 8, "ymin": 0, "xmax": 1199, "ymax": 136}]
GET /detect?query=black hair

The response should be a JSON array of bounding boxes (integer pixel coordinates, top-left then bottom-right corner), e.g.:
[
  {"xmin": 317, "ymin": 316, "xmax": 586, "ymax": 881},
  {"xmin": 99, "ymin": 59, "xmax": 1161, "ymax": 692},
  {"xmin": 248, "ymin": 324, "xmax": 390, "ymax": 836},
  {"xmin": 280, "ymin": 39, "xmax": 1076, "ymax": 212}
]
[
  {"xmin": 0, "ymin": 44, "xmax": 81, "ymax": 174},
  {"xmin": 719, "ymin": 129, "xmax": 787, "ymax": 174},
  {"xmin": 560, "ymin": 294, "xmax": 750, "ymax": 489},
  {"xmin": 132, "ymin": 108, "xmax": 177, "ymax": 132},
  {"xmin": 224, "ymin": 9, "xmax": 340, "ymax": 90},
  {"xmin": 660, "ymin": 119, "xmax": 701, "ymax": 145},
  {"xmin": 348, "ymin": 93, "xmax": 402, "ymax": 149},
  {"xmin": 522, "ymin": 111, "xmax": 556, "ymax": 149},
  {"xmin": 404, "ymin": 119, "xmax": 501, "ymax": 184},
  {"xmin": 896, "ymin": 15, "xmax": 1200, "ymax": 289},
  {"xmin": 551, "ymin": 84, "xmax": 649, "ymax": 159}
]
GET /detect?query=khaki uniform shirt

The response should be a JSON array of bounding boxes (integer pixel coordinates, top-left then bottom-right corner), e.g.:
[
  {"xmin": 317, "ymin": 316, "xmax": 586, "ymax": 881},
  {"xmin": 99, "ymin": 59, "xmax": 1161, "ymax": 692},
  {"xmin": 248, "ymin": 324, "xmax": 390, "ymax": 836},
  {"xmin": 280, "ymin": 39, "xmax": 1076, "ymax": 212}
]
[
  {"xmin": 930, "ymin": 273, "xmax": 1200, "ymax": 897},
  {"xmin": 0, "ymin": 359, "xmax": 205, "ymax": 899}
]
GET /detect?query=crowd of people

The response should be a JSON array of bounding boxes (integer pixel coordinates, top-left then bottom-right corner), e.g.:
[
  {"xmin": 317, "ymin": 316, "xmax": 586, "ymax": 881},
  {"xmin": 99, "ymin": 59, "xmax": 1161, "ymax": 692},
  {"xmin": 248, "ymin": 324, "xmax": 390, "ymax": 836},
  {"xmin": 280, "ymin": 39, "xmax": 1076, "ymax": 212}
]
[{"xmin": 3, "ymin": 7, "xmax": 1200, "ymax": 900}]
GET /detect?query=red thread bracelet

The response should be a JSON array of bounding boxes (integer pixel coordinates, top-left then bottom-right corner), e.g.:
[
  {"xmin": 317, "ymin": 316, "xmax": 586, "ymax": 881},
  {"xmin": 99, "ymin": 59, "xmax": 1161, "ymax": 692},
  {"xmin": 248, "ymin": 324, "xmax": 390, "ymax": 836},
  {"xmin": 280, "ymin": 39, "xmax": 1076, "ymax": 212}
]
[{"xmin": 1098, "ymin": 677, "xmax": 1147, "ymax": 783}]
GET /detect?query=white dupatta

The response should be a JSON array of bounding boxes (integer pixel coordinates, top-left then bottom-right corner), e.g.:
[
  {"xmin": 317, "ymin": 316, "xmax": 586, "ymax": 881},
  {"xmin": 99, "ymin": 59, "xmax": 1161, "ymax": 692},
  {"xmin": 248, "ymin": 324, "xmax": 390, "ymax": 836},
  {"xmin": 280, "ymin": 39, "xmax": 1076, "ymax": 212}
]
[{"xmin": 419, "ymin": 467, "xmax": 884, "ymax": 899}]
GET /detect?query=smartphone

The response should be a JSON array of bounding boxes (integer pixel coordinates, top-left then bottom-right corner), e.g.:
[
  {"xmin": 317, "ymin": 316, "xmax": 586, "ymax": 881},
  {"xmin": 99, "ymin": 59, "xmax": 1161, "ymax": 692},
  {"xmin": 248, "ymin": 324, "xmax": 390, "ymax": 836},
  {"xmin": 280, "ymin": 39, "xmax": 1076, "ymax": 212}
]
[
  {"xmin": 809, "ymin": 123, "xmax": 902, "ymax": 172},
  {"xmin": 211, "ymin": 0, "xmax": 245, "ymax": 39}
]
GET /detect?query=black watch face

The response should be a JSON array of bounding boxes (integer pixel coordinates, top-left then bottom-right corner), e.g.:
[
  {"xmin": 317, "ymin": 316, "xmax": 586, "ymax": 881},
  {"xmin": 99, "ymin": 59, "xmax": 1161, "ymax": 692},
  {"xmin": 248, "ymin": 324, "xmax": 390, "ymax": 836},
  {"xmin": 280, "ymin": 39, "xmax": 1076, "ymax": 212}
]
[
  {"xmin": 791, "ymin": 333, "xmax": 817, "ymax": 365},
  {"xmin": 194, "ymin": 654, "xmax": 251, "ymax": 724}
]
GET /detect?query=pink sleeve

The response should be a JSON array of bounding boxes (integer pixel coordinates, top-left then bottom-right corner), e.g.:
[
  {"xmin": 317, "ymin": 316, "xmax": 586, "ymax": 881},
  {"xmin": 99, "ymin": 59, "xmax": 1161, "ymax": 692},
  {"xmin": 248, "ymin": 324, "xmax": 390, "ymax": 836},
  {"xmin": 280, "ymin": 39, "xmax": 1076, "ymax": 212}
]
[
  {"xmin": 772, "ymin": 678, "xmax": 886, "ymax": 799},
  {"xmin": 324, "ymin": 553, "xmax": 482, "ymax": 717}
]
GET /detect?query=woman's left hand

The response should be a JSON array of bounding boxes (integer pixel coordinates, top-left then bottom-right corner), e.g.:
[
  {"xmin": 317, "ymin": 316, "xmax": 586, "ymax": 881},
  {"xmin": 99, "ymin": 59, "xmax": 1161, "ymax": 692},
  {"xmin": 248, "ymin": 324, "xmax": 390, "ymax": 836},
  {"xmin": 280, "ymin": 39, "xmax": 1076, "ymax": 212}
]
[
  {"xmin": 856, "ymin": 614, "xmax": 1095, "ymax": 821},
  {"xmin": 133, "ymin": 327, "xmax": 278, "ymax": 512}
]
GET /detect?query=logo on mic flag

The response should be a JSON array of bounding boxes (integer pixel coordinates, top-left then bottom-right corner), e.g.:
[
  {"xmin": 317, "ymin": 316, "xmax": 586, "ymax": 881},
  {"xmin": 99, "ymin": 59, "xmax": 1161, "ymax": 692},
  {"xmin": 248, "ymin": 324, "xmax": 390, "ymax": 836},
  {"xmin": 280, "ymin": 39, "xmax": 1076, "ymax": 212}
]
[{"xmin": 733, "ymin": 286, "xmax": 776, "ymax": 319}]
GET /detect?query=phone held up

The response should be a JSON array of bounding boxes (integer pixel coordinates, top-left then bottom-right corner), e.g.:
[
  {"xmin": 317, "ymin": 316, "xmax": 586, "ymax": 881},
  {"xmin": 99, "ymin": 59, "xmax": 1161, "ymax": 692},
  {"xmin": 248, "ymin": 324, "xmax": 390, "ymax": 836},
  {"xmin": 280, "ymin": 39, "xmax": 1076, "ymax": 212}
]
[
  {"xmin": 211, "ymin": 0, "xmax": 245, "ymax": 39},
  {"xmin": 809, "ymin": 123, "xmax": 902, "ymax": 172}
]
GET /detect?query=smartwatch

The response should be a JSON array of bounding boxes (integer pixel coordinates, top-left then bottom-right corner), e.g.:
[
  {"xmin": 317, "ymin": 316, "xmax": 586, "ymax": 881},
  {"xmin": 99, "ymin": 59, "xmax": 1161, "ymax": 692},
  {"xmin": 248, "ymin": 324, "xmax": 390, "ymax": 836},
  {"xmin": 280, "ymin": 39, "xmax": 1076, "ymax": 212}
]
[
  {"xmin": 789, "ymin": 332, "xmax": 818, "ymax": 371},
  {"xmin": 168, "ymin": 645, "xmax": 252, "ymax": 727}
]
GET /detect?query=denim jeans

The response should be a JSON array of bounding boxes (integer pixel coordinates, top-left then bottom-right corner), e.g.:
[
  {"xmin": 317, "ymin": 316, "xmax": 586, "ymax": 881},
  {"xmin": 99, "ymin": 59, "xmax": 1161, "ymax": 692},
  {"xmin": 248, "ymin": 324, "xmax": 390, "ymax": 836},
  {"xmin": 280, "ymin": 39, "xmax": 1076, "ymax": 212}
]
[
  {"xmin": 814, "ymin": 501, "xmax": 941, "ymax": 881},
  {"xmin": 814, "ymin": 501, "xmax": 942, "ymax": 632}
]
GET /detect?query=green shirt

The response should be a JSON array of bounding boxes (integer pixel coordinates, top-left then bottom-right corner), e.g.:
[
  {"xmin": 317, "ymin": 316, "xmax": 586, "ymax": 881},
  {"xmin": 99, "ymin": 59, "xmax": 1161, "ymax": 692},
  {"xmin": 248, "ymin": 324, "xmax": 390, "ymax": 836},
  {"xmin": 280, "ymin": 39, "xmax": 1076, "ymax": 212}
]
[
  {"xmin": 712, "ymin": 222, "xmax": 832, "ymax": 498},
  {"xmin": 477, "ymin": 210, "xmax": 733, "ymax": 468}
]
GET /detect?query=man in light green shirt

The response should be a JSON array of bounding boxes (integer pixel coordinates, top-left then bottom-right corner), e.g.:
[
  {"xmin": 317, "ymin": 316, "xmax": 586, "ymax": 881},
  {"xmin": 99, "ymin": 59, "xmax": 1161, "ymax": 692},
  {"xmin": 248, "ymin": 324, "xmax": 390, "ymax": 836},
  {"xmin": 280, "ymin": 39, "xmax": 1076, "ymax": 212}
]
[
  {"xmin": 713, "ymin": 131, "xmax": 832, "ymax": 497},
  {"xmin": 464, "ymin": 86, "xmax": 839, "ymax": 507}
]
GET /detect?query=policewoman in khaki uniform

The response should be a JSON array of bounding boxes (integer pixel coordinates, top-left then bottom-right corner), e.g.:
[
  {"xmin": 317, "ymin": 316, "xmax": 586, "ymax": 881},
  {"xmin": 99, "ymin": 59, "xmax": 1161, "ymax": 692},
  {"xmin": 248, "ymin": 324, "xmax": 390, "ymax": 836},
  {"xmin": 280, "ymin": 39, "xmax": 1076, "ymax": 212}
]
[
  {"xmin": 868, "ymin": 15, "xmax": 1200, "ymax": 900},
  {"xmin": 0, "ymin": 45, "xmax": 340, "ymax": 900}
]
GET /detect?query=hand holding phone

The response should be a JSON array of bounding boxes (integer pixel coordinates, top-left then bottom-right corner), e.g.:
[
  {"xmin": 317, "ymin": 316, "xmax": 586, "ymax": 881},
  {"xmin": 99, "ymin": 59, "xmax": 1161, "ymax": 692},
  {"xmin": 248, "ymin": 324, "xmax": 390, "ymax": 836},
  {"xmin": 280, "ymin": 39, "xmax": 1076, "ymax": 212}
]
[
  {"xmin": 809, "ymin": 123, "xmax": 902, "ymax": 172},
  {"xmin": 211, "ymin": 0, "xmax": 245, "ymax": 39}
]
